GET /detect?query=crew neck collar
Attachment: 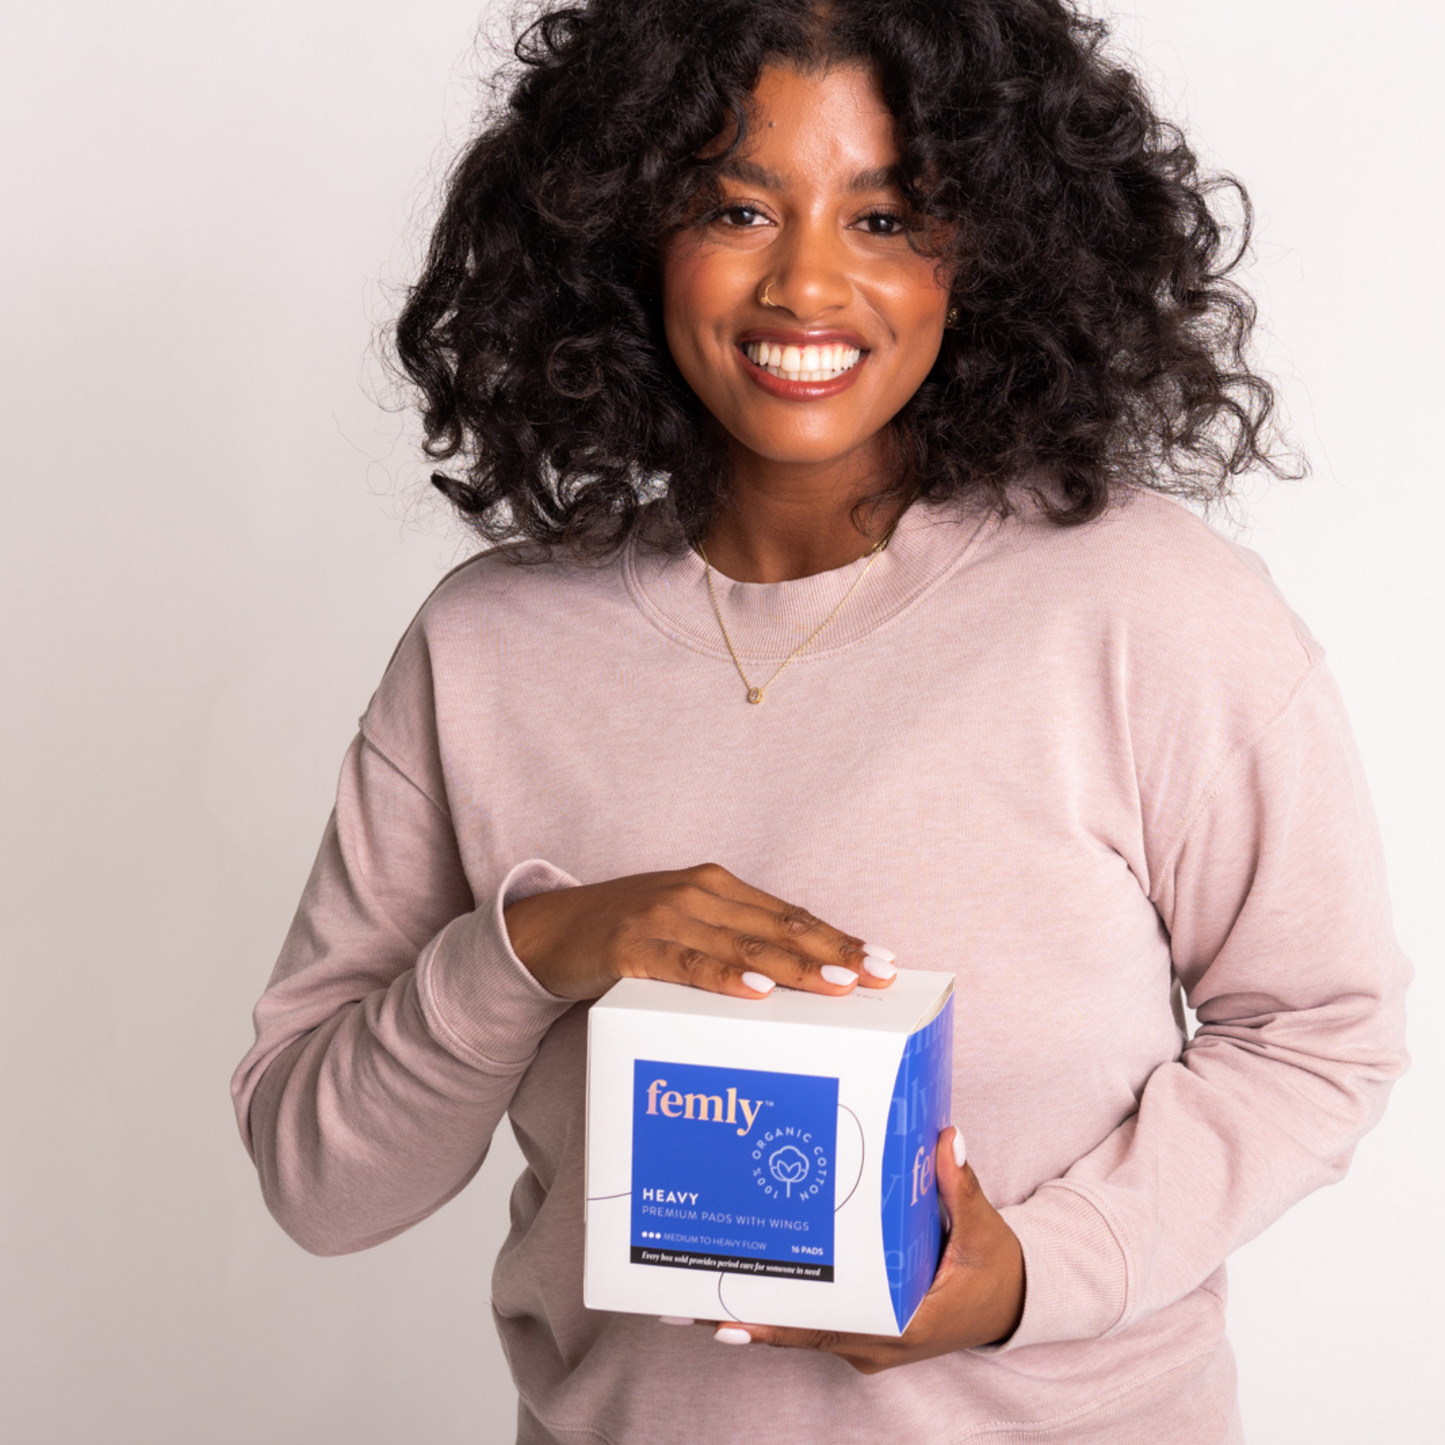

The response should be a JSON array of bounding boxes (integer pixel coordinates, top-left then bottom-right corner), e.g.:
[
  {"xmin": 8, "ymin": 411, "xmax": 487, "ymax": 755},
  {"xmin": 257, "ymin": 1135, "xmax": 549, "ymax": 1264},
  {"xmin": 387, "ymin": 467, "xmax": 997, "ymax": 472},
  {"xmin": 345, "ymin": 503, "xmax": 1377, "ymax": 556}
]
[{"xmin": 623, "ymin": 496, "xmax": 994, "ymax": 663}]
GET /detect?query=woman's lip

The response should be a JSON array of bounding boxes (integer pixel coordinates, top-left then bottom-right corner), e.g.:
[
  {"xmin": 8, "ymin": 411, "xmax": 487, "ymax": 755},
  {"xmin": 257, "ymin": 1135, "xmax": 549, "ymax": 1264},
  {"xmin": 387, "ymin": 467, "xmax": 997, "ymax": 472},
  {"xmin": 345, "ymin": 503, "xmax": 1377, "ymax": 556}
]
[
  {"xmin": 738, "ymin": 343, "xmax": 867, "ymax": 400},
  {"xmin": 736, "ymin": 327, "xmax": 870, "ymax": 349}
]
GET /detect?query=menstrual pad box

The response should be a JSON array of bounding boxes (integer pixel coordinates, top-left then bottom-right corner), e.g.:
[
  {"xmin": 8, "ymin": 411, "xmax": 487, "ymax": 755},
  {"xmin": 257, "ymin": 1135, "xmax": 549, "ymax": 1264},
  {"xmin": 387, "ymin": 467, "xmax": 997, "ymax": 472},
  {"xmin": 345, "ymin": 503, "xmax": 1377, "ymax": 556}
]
[{"xmin": 583, "ymin": 969, "xmax": 954, "ymax": 1335}]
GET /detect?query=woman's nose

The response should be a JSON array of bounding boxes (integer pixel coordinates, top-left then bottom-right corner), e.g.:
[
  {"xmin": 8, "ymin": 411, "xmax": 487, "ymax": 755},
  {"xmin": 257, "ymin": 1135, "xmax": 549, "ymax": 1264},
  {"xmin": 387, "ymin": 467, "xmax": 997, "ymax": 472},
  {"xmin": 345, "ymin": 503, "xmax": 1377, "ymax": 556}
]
[{"xmin": 763, "ymin": 221, "xmax": 854, "ymax": 317}]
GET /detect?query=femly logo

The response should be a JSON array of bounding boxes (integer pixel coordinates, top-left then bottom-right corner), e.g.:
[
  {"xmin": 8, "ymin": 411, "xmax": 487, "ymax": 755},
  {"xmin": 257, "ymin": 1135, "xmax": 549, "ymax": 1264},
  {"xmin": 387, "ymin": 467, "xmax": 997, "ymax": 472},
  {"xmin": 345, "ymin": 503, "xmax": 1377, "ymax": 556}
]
[{"xmin": 644, "ymin": 1077, "xmax": 767, "ymax": 1137}]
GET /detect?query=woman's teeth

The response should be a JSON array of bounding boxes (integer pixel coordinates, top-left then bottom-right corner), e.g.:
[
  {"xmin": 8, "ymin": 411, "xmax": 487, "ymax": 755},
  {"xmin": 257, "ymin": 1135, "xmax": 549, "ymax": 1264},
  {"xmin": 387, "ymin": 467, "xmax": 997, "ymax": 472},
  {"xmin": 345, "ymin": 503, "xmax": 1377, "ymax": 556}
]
[{"xmin": 742, "ymin": 340, "xmax": 862, "ymax": 382}]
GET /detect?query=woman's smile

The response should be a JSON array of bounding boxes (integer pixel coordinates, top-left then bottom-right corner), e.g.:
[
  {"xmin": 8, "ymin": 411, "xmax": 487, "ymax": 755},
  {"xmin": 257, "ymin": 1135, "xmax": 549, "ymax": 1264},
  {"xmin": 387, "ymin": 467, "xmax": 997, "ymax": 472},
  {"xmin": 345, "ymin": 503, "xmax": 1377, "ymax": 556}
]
[
  {"xmin": 740, "ymin": 337, "xmax": 864, "ymax": 384},
  {"xmin": 737, "ymin": 329, "xmax": 868, "ymax": 398}
]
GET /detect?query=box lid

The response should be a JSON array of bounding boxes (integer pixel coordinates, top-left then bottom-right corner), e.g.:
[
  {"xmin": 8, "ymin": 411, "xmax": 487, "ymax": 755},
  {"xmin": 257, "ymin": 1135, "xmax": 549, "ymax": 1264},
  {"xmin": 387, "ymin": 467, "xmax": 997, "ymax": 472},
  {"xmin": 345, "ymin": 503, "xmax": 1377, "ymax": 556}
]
[{"xmin": 592, "ymin": 968, "xmax": 953, "ymax": 1035}]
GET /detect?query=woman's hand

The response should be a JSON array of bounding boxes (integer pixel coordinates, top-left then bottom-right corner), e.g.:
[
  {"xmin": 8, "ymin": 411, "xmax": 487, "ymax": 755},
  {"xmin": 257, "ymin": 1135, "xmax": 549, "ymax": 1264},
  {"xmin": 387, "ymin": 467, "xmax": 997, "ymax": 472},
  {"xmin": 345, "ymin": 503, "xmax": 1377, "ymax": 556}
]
[
  {"xmin": 709, "ymin": 1127, "xmax": 1024, "ymax": 1370},
  {"xmin": 503, "ymin": 862, "xmax": 897, "ymax": 1001}
]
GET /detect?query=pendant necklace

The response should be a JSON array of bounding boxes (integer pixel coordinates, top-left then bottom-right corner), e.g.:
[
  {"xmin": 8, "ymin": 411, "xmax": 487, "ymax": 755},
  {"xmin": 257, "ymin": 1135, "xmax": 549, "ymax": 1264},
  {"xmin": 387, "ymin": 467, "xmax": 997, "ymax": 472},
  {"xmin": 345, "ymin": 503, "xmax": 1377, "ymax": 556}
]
[{"xmin": 695, "ymin": 520, "xmax": 899, "ymax": 705}]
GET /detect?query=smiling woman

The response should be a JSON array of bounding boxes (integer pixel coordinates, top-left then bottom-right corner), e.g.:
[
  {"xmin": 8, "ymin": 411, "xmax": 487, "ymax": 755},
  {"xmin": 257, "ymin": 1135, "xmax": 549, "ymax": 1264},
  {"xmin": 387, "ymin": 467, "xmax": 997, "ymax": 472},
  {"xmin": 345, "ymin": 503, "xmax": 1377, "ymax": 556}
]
[{"xmin": 233, "ymin": 3, "xmax": 1409, "ymax": 1443}]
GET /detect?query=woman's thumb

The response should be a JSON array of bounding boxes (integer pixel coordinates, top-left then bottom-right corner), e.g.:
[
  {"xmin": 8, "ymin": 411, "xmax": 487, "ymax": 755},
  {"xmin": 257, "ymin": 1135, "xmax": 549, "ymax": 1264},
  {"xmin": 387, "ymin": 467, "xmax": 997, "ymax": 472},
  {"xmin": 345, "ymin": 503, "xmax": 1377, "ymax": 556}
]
[
  {"xmin": 936, "ymin": 1125, "xmax": 984, "ymax": 1238},
  {"xmin": 948, "ymin": 1124, "xmax": 967, "ymax": 1172}
]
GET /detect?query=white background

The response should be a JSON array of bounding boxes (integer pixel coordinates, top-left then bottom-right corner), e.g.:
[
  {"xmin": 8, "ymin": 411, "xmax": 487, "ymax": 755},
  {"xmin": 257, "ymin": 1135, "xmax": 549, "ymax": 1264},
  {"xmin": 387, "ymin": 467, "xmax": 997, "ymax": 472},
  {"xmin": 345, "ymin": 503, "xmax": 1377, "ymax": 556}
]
[{"xmin": 2, "ymin": 2, "xmax": 1440, "ymax": 1440}]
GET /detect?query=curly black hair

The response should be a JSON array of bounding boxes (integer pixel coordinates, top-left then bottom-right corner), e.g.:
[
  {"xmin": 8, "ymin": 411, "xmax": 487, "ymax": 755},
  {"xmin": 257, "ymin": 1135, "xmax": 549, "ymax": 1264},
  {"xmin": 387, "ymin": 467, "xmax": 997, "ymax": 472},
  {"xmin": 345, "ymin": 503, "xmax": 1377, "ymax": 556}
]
[{"xmin": 396, "ymin": 0, "xmax": 1296, "ymax": 557}]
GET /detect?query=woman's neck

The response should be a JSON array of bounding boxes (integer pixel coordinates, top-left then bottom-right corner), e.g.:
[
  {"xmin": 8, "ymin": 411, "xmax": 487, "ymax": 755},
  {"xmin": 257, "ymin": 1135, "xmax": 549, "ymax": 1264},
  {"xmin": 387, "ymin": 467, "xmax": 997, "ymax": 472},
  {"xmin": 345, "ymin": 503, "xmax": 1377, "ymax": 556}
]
[{"xmin": 697, "ymin": 446, "xmax": 908, "ymax": 583}]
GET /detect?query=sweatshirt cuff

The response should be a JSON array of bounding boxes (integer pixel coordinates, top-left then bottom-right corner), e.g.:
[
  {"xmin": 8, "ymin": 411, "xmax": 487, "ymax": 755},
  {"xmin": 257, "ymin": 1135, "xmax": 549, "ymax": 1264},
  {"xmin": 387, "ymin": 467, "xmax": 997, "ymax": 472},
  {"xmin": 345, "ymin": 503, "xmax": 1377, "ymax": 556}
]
[
  {"xmin": 973, "ymin": 1182, "xmax": 1131, "ymax": 1353},
  {"xmin": 417, "ymin": 858, "xmax": 580, "ymax": 1072}
]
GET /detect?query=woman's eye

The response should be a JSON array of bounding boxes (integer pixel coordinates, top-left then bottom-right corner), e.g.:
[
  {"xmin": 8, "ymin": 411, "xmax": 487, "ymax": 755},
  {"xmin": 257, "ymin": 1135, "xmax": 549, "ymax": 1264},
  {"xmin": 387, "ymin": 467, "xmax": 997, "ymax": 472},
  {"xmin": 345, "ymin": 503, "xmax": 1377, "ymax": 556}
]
[
  {"xmin": 715, "ymin": 205, "xmax": 769, "ymax": 228},
  {"xmin": 857, "ymin": 211, "xmax": 908, "ymax": 236}
]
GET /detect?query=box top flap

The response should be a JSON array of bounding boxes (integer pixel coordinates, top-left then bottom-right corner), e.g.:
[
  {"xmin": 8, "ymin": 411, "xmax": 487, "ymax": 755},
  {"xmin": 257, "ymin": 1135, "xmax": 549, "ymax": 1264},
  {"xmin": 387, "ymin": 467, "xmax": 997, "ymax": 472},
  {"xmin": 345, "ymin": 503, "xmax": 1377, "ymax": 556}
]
[{"xmin": 592, "ymin": 967, "xmax": 954, "ymax": 1034}]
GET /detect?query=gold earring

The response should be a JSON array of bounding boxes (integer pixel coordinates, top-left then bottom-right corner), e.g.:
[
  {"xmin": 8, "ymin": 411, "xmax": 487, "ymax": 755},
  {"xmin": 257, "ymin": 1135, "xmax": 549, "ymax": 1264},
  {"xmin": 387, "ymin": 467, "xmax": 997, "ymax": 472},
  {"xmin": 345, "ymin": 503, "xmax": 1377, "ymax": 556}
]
[
  {"xmin": 945, "ymin": 305, "xmax": 959, "ymax": 327},
  {"xmin": 760, "ymin": 283, "xmax": 778, "ymax": 308}
]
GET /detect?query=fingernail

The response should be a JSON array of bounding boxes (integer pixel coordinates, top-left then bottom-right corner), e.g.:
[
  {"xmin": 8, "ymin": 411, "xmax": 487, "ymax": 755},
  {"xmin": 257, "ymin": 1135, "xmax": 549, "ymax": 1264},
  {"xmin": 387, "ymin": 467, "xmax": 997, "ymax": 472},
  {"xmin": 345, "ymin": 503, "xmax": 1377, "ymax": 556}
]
[
  {"xmin": 862, "ymin": 943, "xmax": 896, "ymax": 963},
  {"xmin": 714, "ymin": 1326, "xmax": 752, "ymax": 1345},
  {"xmin": 952, "ymin": 1127, "xmax": 967, "ymax": 1169},
  {"xmin": 863, "ymin": 956, "xmax": 897, "ymax": 979},
  {"xmin": 659, "ymin": 1316, "xmax": 694, "ymax": 1326},
  {"xmin": 820, "ymin": 964, "xmax": 857, "ymax": 987},
  {"xmin": 740, "ymin": 971, "xmax": 775, "ymax": 995}
]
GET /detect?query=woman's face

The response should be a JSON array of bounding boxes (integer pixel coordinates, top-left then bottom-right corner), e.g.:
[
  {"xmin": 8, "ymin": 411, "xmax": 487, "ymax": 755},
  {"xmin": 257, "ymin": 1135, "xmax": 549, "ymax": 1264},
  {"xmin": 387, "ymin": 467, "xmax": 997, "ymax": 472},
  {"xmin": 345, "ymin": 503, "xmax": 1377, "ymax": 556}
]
[{"xmin": 659, "ymin": 63, "xmax": 951, "ymax": 476}]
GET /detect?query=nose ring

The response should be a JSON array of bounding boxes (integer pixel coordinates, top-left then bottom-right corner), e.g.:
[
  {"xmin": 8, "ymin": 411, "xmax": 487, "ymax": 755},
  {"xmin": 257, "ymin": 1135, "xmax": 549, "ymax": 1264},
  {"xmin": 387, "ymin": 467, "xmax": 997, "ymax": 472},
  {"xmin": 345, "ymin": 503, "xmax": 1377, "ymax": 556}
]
[{"xmin": 760, "ymin": 282, "xmax": 778, "ymax": 308}]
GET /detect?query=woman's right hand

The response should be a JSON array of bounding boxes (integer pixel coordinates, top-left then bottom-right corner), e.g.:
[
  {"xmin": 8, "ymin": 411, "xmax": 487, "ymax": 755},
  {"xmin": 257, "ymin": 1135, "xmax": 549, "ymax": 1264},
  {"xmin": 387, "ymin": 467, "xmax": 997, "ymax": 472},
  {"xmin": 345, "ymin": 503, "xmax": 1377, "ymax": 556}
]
[{"xmin": 502, "ymin": 862, "xmax": 897, "ymax": 1002}]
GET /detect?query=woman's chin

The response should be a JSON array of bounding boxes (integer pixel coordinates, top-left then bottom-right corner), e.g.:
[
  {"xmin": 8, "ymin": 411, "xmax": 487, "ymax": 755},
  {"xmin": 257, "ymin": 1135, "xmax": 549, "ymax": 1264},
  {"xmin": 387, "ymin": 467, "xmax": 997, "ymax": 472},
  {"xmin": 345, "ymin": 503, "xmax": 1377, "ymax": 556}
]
[{"xmin": 723, "ymin": 426, "xmax": 886, "ymax": 473}]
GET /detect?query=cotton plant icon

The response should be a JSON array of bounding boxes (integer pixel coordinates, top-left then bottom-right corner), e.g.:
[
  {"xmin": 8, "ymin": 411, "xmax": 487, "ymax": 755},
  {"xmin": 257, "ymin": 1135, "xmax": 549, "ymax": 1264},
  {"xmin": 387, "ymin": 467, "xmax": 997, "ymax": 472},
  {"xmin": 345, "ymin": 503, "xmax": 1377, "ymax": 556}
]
[{"xmin": 768, "ymin": 1145, "xmax": 810, "ymax": 1198}]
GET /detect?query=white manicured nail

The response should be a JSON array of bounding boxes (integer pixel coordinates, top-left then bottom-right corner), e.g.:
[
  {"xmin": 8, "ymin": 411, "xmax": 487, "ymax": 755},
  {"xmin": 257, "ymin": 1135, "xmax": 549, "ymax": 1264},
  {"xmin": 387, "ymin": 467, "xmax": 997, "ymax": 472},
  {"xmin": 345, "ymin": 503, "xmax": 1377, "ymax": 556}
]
[
  {"xmin": 952, "ymin": 1128, "xmax": 967, "ymax": 1169},
  {"xmin": 862, "ymin": 943, "xmax": 896, "ymax": 963},
  {"xmin": 820, "ymin": 964, "xmax": 857, "ymax": 987},
  {"xmin": 863, "ymin": 956, "xmax": 897, "ymax": 979},
  {"xmin": 658, "ymin": 1316, "xmax": 694, "ymax": 1326},
  {"xmin": 714, "ymin": 1326, "xmax": 752, "ymax": 1345},
  {"xmin": 740, "ymin": 971, "xmax": 775, "ymax": 995}
]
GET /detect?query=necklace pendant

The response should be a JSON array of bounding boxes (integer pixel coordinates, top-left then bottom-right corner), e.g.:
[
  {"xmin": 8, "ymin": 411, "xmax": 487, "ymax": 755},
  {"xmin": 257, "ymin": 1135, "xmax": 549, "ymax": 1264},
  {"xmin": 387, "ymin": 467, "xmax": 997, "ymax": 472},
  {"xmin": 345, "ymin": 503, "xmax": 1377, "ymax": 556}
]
[{"xmin": 746, "ymin": 686, "xmax": 763, "ymax": 704}]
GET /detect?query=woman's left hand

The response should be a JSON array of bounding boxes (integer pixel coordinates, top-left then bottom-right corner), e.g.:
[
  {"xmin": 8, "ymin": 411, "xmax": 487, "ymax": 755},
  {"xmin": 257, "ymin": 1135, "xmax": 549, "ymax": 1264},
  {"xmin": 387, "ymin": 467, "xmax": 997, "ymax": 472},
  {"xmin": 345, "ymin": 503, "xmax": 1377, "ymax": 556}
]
[{"xmin": 709, "ymin": 1127, "xmax": 1025, "ymax": 1372}]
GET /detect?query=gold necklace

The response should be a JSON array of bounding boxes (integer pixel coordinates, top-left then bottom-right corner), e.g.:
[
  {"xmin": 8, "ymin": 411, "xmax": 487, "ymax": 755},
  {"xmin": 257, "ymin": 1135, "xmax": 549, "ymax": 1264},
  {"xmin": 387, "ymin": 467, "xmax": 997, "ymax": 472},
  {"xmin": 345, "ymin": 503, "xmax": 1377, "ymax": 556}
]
[{"xmin": 695, "ymin": 522, "xmax": 898, "ymax": 705}]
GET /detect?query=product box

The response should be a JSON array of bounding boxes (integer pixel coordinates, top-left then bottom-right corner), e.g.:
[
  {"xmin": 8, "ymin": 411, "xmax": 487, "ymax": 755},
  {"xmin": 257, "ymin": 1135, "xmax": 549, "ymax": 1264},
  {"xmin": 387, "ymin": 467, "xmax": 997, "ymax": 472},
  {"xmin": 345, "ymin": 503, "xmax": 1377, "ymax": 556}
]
[{"xmin": 584, "ymin": 969, "xmax": 954, "ymax": 1336}]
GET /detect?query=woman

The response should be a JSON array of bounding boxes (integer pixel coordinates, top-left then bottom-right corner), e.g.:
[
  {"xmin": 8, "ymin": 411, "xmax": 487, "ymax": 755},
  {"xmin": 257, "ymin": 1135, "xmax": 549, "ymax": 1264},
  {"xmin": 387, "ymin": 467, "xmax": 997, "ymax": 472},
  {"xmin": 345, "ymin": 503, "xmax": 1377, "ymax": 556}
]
[{"xmin": 232, "ymin": 1, "xmax": 1409, "ymax": 1440}]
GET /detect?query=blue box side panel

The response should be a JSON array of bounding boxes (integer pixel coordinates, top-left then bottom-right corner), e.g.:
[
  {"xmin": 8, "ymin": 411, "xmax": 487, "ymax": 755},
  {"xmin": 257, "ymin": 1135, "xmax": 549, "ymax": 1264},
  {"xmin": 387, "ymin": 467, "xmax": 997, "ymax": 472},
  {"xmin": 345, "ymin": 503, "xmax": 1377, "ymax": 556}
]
[
  {"xmin": 879, "ymin": 994, "xmax": 955, "ymax": 1330},
  {"xmin": 630, "ymin": 1059, "xmax": 839, "ymax": 1282}
]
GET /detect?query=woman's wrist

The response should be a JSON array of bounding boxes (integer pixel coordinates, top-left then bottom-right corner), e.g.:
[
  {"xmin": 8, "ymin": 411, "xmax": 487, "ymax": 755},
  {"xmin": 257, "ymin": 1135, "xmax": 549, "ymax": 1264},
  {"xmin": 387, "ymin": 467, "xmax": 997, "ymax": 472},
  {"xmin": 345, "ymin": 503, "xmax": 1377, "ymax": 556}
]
[{"xmin": 502, "ymin": 889, "xmax": 587, "ymax": 998}]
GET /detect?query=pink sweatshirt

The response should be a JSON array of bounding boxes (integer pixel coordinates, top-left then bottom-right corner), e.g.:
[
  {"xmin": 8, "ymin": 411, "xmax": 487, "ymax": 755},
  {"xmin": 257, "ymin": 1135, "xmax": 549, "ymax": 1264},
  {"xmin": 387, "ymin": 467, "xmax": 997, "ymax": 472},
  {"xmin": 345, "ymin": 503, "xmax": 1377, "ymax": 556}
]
[{"xmin": 233, "ymin": 489, "xmax": 1409, "ymax": 1444}]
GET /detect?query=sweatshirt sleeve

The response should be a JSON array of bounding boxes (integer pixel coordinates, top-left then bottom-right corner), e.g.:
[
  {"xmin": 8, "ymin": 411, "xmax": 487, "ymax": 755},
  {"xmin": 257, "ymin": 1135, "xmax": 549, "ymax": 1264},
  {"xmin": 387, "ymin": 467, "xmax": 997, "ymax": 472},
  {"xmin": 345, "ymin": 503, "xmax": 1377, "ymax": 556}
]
[
  {"xmin": 230, "ymin": 730, "xmax": 577, "ymax": 1255},
  {"xmin": 987, "ymin": 661, "xmax": 1410, "ymax": 1351}
]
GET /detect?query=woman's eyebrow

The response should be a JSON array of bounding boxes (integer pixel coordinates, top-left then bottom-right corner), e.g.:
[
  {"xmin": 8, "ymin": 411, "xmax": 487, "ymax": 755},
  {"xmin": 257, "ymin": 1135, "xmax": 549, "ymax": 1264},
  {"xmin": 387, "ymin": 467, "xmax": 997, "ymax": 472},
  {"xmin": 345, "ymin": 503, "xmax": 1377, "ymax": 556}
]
[
  {"xmin": 716, "ymin": 158, "xmax": 785, "ymax": 188},
  {"xmin": 716, "ymin": 158, "xmax": 903, "ymax": 193},
  {"xmin": 847, "ymin": 165, "xmax": 902, "ymax": 193}
]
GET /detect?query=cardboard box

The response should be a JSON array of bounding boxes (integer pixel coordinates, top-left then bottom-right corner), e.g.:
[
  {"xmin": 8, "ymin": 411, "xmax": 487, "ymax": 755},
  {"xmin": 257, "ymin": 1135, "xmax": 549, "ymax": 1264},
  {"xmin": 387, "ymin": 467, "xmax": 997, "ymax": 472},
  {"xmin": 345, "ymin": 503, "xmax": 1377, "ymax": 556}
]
[{"xmin": 584, "ymin": 969, "xmax": 954, "ymax": 1335}]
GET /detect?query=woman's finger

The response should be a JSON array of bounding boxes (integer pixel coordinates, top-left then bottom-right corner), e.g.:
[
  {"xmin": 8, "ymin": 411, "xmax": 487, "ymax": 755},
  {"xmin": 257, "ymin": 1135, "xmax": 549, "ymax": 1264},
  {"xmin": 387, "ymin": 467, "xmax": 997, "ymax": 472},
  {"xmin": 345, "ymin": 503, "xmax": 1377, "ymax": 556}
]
[
  {"xmin": 709, "ymin": 1321, "xmax": 897, "ymax": 1373},
  {"xmin": 695, "ymin": 918, "xmax": 867, "ymax": 994},
  {"xmin": 626, "ymin": 902, "xmax": 863, "ymax": 996},
  {"xmin": 638, "ymin": 937, "xmax": 785, "ymax": 997},
  {"xmin": 630, "ymin": 934, "xmax": 848, "ymax": 999},
  {"xmin": 662, "ymin": 866, "xmax": 897, "ymax": 990}
]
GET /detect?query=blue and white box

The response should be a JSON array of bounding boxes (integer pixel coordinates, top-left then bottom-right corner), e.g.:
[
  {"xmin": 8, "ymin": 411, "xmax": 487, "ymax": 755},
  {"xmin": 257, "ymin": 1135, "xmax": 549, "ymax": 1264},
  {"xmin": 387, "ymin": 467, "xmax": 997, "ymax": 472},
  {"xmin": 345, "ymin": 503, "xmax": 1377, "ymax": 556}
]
[{"xmin": 584, "ymin": 969, "xmax": 955, "ymax": 1335}]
